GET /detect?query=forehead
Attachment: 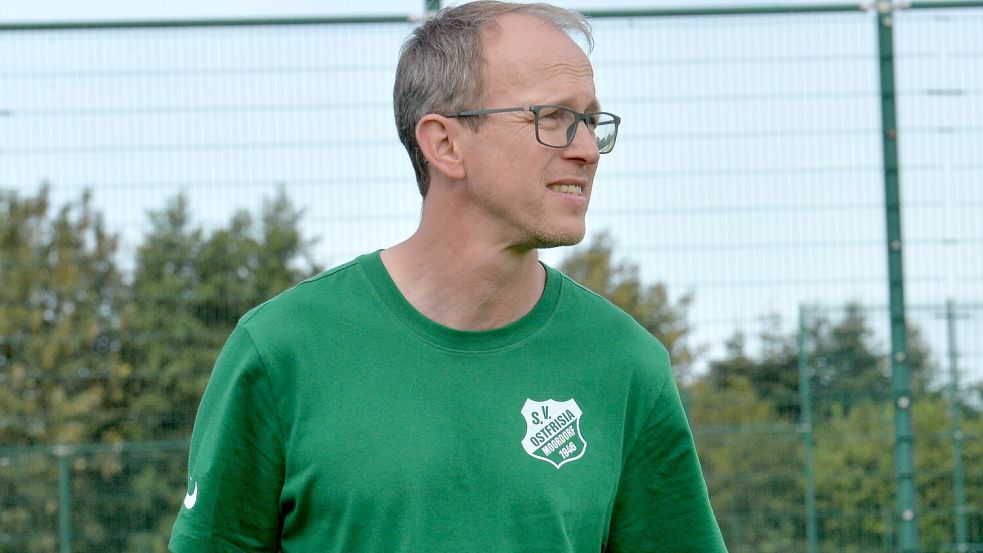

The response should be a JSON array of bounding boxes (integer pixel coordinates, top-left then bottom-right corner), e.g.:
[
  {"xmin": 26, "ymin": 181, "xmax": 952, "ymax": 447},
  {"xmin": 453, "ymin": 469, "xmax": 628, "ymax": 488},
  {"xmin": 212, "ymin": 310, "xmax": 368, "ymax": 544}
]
[{"xmin": 480, "ymin": 13, "xmax": 595, "ymax": 105}]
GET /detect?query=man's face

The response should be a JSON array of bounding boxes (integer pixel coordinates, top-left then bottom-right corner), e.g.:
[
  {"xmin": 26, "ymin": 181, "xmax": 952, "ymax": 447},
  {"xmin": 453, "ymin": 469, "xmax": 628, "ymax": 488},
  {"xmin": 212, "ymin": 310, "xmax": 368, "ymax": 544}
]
[{"xmin": 457, "ymin": 13, "xmax": 601, "ymax": 250}]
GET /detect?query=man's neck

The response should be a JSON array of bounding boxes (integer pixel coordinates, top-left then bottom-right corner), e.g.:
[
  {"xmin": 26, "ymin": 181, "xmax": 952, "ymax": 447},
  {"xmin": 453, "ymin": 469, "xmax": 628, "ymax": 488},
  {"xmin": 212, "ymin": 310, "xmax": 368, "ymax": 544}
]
[{"xmin": 379, "ymin": 229, "xmax": 546, "ymax": 332}]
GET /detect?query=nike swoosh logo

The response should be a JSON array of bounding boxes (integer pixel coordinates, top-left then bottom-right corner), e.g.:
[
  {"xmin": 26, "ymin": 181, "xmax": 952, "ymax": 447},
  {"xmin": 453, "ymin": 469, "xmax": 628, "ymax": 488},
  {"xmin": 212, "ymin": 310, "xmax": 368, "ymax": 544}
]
[{"xmin": 184, "ymin": 481, "xmax": 198, "ymax": 510}]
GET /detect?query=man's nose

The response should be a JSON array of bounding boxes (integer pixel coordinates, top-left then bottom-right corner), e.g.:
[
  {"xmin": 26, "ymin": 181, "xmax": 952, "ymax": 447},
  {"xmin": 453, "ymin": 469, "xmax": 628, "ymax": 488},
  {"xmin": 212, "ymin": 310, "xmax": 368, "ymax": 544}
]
[{"xmin": 563, "ymin": 120, "xmax": 601, "ymax": 164}]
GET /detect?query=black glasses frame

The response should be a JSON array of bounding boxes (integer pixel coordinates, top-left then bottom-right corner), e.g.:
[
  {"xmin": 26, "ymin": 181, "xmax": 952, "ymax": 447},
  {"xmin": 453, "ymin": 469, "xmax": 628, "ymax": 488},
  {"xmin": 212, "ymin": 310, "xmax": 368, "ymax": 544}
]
[{"xmin": 443, "ymin": 104, "xmax": 621, "ymax": 154}]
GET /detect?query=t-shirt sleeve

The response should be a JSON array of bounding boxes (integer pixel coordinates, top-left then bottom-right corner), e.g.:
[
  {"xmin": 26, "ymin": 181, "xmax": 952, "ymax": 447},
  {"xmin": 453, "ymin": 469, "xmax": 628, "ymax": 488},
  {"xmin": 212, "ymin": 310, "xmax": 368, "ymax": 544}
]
[
  {"xmin": 169, "ymin": 325, "xmax": 284, "ymax": 553},
  {"xmin": 606, "ymin": 373, "xmax": 728, "ymax": 553}
]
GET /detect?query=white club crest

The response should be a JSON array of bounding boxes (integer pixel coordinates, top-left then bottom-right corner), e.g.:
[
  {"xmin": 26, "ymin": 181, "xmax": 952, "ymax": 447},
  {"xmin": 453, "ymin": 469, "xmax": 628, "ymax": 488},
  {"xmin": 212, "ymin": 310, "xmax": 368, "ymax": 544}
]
[{"xmin": 520, "ymin": 398, "xmax": 587, "ymax": 469}]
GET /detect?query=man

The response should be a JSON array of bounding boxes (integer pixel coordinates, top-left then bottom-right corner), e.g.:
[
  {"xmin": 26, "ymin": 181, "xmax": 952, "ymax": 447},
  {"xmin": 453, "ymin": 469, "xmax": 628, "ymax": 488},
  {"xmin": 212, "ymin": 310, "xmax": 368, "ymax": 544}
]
[{"xmin": 169, "ymin": 2, "xmax": 727, "ymax": 552}]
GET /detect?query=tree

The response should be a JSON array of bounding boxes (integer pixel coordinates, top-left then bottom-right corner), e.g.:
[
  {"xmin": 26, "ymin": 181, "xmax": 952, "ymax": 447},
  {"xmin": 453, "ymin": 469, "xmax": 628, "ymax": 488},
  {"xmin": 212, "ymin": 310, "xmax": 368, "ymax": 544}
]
[
  {"xmin": 0, "ymin": 186, "xmax": 128, "ymax": 552},
  {"xmin": 559, "ymin": 232, "xmax": 698, "ymax": 380},
  {"xmin": 813, "ymin": 394, "xmax": 983, "ymax": 551},
  {"xmin": 0, "ymin": 186, "xmax": 127, "ymax": 445},
  {"xmin": 118, "ymin": 186, "xmax": 319, "ymax": 442},
  {"xmin": 687, "ymin": 376, "xmax": 804, "ymax": 552},
  {"xmin": 706, "ymin": 319, "xmax": 801, "ymax": 420},
  {"xmin": 114, "ymin": 187, "xmax": 320, "ymax": 551},
  {"xmin": 0, "ymin": 185, "xmax": 321, "ymax": 552},
  {"xmin": 699, "ymin": 303, "xmax": 966, "ymax": 552},
  {"xmin": 707, "ymin": 304, "xmax": 935, "ymax": 421}
]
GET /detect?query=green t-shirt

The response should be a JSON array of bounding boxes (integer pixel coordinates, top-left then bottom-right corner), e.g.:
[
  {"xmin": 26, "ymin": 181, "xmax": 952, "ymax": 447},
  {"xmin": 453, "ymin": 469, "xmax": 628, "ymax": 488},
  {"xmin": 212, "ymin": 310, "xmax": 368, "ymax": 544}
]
[{"xmin": 169, "ymin": 251, "xmax": 726, "ymax": 552}]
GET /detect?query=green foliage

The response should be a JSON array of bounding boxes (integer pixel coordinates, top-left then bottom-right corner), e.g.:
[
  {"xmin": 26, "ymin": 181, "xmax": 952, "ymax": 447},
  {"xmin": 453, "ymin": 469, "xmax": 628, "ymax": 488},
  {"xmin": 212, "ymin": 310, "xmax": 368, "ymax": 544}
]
[
  {"xmin": 0, "ymin": 187, "xmax": 129, "ymax": 552},
  {"xmin": 813, "ymin": 401, "xmax": 895, "ymax": 551},
  {"xmin": 118, "ymin": 187, "xmax": 318, "ymax": 442},
  {"xmin": 0, "ymin": 185, "xmax": 318, "ymax": 552},
  {"xmin": 707, "ymin": 305, "xmax": 935, "ymax": 421},
  {"xmin": 811, "ymin": 395, "xmax": 983, "ymax": 551},
  {"xmin": 688, "ymin": 377, "xmax": 803, "ymax": 553},
  {"xmin": 1, "ymin": 192, "xmax": 979, "ymax": 552},
  {"xmin": 0, "ymin": 186, "xmax": 126, "ymax": 446},
  {"xmin": 707, "ymin": 324, "xmax": 801, "ymax": 420},
  {"xmin": 696, "ymin": 303, "xmax": 980, "ymax": 552}
]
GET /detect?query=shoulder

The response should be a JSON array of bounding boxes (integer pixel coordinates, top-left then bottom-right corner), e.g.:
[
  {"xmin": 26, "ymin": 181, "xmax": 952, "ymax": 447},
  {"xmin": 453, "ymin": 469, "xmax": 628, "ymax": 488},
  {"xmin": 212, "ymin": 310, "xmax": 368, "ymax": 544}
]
[
  {"xmin": 550, "ymin": 266, "xmax": 671, "ymax": 384},
  {"xmin": 217, "ymin": 254, "xmax": 384, "ymax": 384},
  {"xmin": 553, "ymin": 267, "xmax": 669, "ymax": 358}
]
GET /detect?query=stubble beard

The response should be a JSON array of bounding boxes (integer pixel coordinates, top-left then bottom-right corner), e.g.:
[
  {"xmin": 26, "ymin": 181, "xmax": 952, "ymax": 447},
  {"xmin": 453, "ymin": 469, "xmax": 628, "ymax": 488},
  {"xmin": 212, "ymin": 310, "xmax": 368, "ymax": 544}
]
[{"xmin": 525, "ymin": 223, "xmax": 587, "ymax": 250}]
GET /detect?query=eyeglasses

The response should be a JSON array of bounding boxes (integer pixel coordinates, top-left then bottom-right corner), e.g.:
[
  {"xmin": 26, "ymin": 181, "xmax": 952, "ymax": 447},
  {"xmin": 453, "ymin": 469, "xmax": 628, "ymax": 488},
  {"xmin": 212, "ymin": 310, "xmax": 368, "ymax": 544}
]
[{"xmin": 444, "ymin": 104, "xmax": 621, "ymax": 154}]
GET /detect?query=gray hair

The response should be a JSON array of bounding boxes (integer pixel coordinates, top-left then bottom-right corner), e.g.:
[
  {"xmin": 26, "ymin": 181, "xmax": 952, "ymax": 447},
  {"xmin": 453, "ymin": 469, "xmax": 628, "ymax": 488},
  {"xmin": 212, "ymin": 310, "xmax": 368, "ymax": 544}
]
[{"xmin": 393, "ymin": 1, "xmax": 593, "ymax": 197}]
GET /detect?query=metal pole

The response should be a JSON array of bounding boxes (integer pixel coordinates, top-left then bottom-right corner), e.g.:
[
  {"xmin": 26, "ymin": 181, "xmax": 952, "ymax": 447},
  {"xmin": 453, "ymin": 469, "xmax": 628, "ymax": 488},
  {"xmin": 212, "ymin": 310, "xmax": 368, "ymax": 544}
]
[
  {"xmin": 909, "ymin": 0, "xmax": 983, "ymax": 8},
  {"xmin": 0, "ymin": 15, "xmax": 417, "ymax": 31},
  {"xmin": 426, "ymin": 0, "xmax": 440, "ymax": 13},
  {"xmin": 581, "ymin": 4, "xmax": 864, "ymax": 17},
  {"xmin": 946, "ymin": 300, "xmax": 969, "ymax": 552},
  {"xmin": 875, "ymin": 4, "xmax": 919, "ymax": 551},
  {"xmin": 798, "ymin": 306, "xmax": 818, "ymax": 553},
  {"xmin": 56, "ymin": 445, "xmax": 73, "ymax": 553}
]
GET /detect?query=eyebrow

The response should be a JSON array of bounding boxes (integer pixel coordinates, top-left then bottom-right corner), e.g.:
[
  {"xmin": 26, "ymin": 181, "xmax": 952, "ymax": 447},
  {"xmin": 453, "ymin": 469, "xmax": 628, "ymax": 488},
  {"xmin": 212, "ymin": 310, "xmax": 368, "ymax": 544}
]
[{"xmin": 546, "ymin": 98, "xmax": 601, "ymax": 113}]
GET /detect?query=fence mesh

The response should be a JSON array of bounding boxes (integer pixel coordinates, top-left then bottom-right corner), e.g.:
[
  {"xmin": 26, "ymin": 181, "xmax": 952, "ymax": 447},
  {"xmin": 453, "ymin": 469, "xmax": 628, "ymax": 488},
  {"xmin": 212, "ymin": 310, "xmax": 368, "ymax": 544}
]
[{"xmin": 1, "ymin": 5, "xmax": 981, "ymax": 552}]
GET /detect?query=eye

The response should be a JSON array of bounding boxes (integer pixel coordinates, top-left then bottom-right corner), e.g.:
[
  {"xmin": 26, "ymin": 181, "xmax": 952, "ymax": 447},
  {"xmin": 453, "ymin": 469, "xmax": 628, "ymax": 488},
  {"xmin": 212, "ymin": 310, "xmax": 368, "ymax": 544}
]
[{"xmin": 541, "ymin": 107, "xmax": 565, "ymax": 120}]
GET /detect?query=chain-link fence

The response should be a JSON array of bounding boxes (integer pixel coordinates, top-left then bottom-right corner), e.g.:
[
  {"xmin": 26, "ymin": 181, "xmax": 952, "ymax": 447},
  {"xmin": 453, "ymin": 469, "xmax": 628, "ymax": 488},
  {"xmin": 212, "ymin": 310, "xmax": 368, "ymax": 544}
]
[
  {"xmin": 1, "ymin": 3, "xmax": 981, "ymax": 552},
  {"xmin": 692, "ymin": 302, "xmax": 983, "ymax": 553}
]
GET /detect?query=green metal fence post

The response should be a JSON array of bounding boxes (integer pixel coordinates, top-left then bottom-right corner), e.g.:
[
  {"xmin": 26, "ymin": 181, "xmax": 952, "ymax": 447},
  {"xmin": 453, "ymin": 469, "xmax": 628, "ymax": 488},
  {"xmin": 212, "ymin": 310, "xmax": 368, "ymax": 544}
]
[
  {"xmin": 945, "ymin": 300, "xmax": 969, "ymax": 552},
  {"xmin": 426, "ymin": 0, "xmax": 440, "ymax": 13},
  {"xmin": 875, "ymin": 3, "xmax": 919, "ymax": 551},
  {"xmin": 798, "ymin": 306, "xmax": 818, "ymax": 553},
  {"xmin": 56, "ymin": 445, "xmax": 74, "ymax": 553}
]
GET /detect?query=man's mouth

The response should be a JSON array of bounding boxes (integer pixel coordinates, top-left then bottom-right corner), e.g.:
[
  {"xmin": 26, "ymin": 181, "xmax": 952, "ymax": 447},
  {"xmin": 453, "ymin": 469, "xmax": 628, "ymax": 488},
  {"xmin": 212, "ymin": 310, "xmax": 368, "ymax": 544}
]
[{"xmin": 548, "ymin": 184, "xmax": 584, "ymax": 196}]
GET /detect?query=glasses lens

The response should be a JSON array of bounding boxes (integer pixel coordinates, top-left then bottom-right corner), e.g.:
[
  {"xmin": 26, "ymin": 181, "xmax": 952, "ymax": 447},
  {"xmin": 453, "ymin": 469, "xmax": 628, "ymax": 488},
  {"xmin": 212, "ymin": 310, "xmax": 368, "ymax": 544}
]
[
  {"xmin": 534, "ymin": 107, "xmax": 618, "ymax": 153},
  {"xmin": 535, "ymin": 106, "xmax": 578, "ymax": 148},
  {"xmin": 593, "ymin": 114, "xmax": 618, "ymax": 154}
]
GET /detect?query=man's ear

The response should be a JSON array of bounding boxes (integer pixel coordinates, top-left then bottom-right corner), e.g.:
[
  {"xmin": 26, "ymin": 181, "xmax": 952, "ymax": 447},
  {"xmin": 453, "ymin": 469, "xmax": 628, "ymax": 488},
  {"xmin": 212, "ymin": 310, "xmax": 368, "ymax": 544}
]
[{"xmin": 416, "ymin": 114, "xmax": 467, "ymax": 181}]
